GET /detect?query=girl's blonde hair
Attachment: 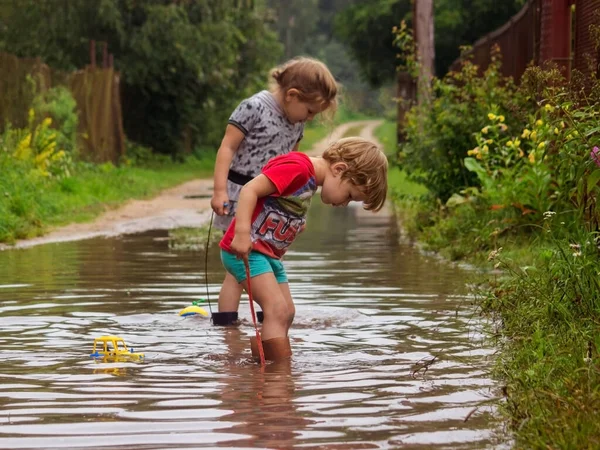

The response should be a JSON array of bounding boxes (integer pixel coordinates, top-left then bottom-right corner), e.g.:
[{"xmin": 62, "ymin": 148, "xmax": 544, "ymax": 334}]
[
  {"xmin": 322, "ymin": 137, "xmax": 388, "ymax": 212},
  {"xmin": 270, "ymin": 56, "xmax": 338, "ymax": 119}
]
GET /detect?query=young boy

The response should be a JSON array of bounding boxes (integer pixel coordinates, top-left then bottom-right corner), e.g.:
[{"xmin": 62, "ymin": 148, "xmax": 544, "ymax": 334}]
[{"xmin": 219, "ymin": 137, "xmax": 388, "ymax": 361}]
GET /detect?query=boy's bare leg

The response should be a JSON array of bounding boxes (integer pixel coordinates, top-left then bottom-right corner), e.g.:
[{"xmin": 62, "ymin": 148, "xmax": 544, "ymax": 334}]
[
  {"xmin": 218, "ymin": 272, "xmax": 244, "ymax": 312},
  {"xmin": 241, "ymin": 273, "xmax": 294, "ymax": 340},
  {"xmin": 277, "ymin": 282, "xmax": 295, "ymax": 330}
]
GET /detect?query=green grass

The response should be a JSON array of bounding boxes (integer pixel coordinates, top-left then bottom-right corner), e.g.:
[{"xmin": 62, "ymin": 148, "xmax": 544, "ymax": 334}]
[
  {"xmin": 373, "ymin": 119, "xmax": 398, "ymax": 158},
  {"xmin": 388, "ymin": 167, "xmax": 428, "ymax": 198},
  {"xmin": 377, "ymin": 120, "xmax": 429, "ymax": 215},
  {"xmin": 342, "ymin": 125, "xmax": 365, "ymax": 138},
  {"xmin": 168, "ymin": 225, "xmax": 211, "ymax": 250},
  {"xmin": 0, "ymin": 156, "xmax": 214, "ymax": 243},
  {"xmin": 299, "ymin": 124, "xmax": 333, "ymax": 153}
]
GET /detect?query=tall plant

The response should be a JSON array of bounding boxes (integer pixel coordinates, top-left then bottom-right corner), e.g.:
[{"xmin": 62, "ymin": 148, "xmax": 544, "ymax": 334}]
[{"xmin": 399, "ymin": 47, "xmax": 529, "ymax": 201}]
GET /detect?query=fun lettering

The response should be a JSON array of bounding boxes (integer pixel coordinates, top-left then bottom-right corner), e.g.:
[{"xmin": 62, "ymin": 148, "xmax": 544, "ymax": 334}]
[{"xmin": 257, "ymin": 212, "xmax": 304, "ymax": 244}]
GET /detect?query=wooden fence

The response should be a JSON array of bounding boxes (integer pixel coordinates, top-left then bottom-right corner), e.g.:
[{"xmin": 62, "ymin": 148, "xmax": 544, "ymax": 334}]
[
  {"xmin": 450, "ymin": 0, "xmax": 600, "ymax": 82},
  {"xmin": 0, "ymin": 50, "xmax": 125, "ymax": 164}
]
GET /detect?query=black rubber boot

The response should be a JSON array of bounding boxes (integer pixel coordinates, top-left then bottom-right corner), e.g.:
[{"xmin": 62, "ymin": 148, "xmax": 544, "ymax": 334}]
[{"xmin": 211, "ymin": 311, "xmax": 239, "ymax": 326}]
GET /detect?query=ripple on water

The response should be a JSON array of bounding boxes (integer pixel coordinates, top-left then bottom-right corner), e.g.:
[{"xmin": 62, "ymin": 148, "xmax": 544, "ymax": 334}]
[{"xmin": 0, "ymin": 202, "xmax": 504, "ymax": 449}]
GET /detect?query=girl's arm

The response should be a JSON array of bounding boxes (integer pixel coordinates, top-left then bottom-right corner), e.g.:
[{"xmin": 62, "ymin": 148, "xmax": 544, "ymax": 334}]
[
  {"xmin": 211, "ymin": 125, "xmax": 246, "ymax": 215},
  {"xmin": 230, "ymin": 174, "xmax": 277, "ymax": 259}
]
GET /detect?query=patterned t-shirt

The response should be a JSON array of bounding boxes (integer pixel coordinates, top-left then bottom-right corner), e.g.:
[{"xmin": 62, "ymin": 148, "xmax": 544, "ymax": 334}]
[
  {"xmin": 220, "ymin": 152, "xmax": 317, "ymax": 259},
  {"xmin": 228, "ymin": 90, "xmax": 305, "ymax": 178},
  {"xmin": 214, "ymin": 91, "xmax": 305, "ymax": 231}
]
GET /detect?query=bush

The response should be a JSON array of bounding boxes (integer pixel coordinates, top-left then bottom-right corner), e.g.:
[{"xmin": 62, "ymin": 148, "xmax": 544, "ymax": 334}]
[
  {"xmin": 31, "ymin": 86, "xmax": 78, "ymax": 154},
  {"xmin": 458, "ymin": 65, "xmax": 600, "ymax": 233},
  {"xmin": 399, "ymin": 48, "xmax": 531, "ymax": 202}
]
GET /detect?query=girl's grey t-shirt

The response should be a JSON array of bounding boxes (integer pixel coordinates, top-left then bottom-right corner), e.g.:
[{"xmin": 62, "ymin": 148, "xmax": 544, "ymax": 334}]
[{"xmin": 228, "ymin": 90, "xmax": 304, "ymax": 178}]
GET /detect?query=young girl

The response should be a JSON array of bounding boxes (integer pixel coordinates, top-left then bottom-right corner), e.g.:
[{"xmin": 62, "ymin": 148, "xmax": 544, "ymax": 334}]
[{"xmin": 210, "ymin": 57, "xmax": 338, "ymax": 326}]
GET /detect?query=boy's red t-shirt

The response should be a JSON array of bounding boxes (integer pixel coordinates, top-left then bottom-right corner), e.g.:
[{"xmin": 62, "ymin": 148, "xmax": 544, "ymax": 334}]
[{"xmin": 219, "ymin": 152, "xmax": 317, "ymax": 259}]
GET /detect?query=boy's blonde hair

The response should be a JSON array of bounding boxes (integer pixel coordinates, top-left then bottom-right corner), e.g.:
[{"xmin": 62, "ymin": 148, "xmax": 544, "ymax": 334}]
[
  {"xmin": 322, "ymin": 137, "xmax": 388, "ymax": 212},
  {"xmin": 270, "ymin": 57, "xmax": 338, "ymax": 119}
]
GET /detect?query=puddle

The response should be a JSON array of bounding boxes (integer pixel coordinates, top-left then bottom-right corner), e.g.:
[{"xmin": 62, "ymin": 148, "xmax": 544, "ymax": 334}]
[{"xmin": 0, "ymin": 200, "xmax": 505, "ymax": 449}]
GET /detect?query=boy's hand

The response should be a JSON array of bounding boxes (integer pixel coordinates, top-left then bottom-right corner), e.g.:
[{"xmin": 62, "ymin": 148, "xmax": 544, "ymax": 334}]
[
  {"xmin": 211, "ymin": 191, "xmax": 230, "ymax": 216},
  {"xmin": 230, "ymin": 233, "xmax": 253, "ymax": 260}
]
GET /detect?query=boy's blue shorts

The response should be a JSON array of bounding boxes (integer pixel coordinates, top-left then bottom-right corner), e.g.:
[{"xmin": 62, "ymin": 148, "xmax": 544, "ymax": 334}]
[{"xmin": 221, "ymin": 250, "xmax": 288, "ymax": 284}]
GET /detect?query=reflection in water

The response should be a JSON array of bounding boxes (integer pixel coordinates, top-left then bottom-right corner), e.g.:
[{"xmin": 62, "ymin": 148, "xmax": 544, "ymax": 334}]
[{"xmin": 0, "ymin": 200, "xmax": 505, "ymax": 449}]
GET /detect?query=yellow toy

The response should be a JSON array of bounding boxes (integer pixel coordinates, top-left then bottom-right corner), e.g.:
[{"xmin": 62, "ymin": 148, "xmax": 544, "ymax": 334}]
[
  {"xmin": 90, "ymin": 335, "xmax": 144, "ymax": 360},
  {"xmin": 179, "ymin": 300, "xmax": 209, "ymax": 317}
]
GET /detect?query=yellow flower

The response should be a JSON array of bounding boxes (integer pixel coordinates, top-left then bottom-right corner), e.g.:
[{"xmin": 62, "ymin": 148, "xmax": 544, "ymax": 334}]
[
  {"xmin": 514, "ymin": 139, "xmax": 521, "ymax": 147},
  {"xmin": 14, "ymin": 134, "xmax": 32, "ymax": 160},
  {"xmin": 482, "ymin": 144, "xmax": 489, "ymax": 153},
  {"xmin": 538, "ymin": 141, "xmax": 546, "ymax": 149},
  {"xmin": 498, "ymin": 115, "xmax": 505, "ymax": 123},
  {"xmin": 467, "ymin": 147, "xmax": 480, "ymax": 156},
  {"xmin": 560, "ymin": 121, "xmax": 565, "ymax": 128},
  {"xmin": 506, "ymin": 140, "xmax": 514, "ymax": 148},
  {"xmin": 519, "ymin": 149, "xmax": 524, "ymax": 157},
  {"xmin": 554, "ymin": 127, "xmax": 559, "ymax": 135},
  {"xmin": 481, "ymin": 126, "xmax": 489, "ymax": 134},
  {"xmin": 530, "ymin": 130, "xmax": 537, "ymax": 141},
  {"xmin": 488, "ymin": 113, "xmax": 497, "ymax": 120},
  {"xmin": 499, "ymin": 124, "xmax": 508, "ymax": 132},
  {"xmin": 544, "ymin": 104, "xmax": 555, "ymax": 112},
  {"xmin": 529, "ymin": 152, "xmax": 535, "ymax": 163},
  {"xmin": 486, "ymin": 139, "xmax": 493, "ymax": 144},
  {"xmin": 536, "ymin": 119, "xmax": 543, "ymax": 127},
  {"xmin": 52, "ymin": 150, "xmax": 66, "ymax": 160},
  {"xmin": 521, "ymin": 129, "xmax": 531, "ymax": 139},
  {"xmin": 42, "ymin": 117, "xmax": 53, "ymax": 127}
]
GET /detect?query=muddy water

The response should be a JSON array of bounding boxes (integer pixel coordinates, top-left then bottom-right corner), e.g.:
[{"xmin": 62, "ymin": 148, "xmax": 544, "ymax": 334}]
[{"xmin": 0, "ymin": 201, "xmax": 504, "ymax": 449}]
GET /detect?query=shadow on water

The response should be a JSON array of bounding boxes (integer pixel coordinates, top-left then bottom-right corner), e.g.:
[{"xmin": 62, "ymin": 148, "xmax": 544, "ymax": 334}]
[{"xmin": 0, "ymin": 200, "xmax": 506, "ymax": 449}]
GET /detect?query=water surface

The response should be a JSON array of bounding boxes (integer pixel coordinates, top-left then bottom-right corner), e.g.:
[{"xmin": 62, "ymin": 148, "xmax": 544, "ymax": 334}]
[{"xmin": 0, "ymin": 201, "xmax": 503, "ymax": 449}]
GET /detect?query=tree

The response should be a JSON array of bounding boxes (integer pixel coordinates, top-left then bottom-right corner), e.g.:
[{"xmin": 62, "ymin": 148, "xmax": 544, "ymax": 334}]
[
  {"xmin": 266, "ymin": 0, "xmax": 320, "ymax": 61},
  {"xmin": 334, "ymin": 0, "xmax": 525, "ymax": 87},
  {"xmin": 335, "ymin": 0, "xmax": 412, "ymax": 87},
  {"xmin": 0, "ymin": 0, "xmax": 282, "ymax": 155}
]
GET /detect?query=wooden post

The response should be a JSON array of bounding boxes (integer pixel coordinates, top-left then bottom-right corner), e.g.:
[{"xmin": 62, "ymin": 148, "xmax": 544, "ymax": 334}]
[
  {"xmin": 90, "ymin": 40, "xmax": 96, "ymax": 69},
  {"xmin": 396, "ymin": 71, "xmax": 416, "ymax": 143},
  {"xmin": 413, "ymin": 0, "xmax": 435, "ymax": 104},
  {"xmin": 102, "ymin": 42, "xmax": 109, "ymax": 69}
]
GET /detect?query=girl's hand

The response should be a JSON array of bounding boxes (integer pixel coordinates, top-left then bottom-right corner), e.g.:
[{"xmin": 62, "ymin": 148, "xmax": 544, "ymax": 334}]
[
  {"xmin": 211, "ymin": 191, "xmax": 230, "ymax": 216},
  {"xmin": 230, "ymin": 233, "xmax": 253, "ymax": 260}
]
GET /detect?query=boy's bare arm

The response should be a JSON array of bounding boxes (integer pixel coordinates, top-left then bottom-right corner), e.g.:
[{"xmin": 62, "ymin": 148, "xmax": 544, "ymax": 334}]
[
  {"xmin": 230, "ymin": 175, "xmax": 277, "ymax": 258},
  {"xmin": 211, "ymin": 125, "xmax": 246, "ymax": 215}
]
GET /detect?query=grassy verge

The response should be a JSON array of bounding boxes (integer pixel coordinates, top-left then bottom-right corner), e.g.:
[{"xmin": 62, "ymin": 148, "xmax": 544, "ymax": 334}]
[
  {"xmin": 0, "ymin": 156, "xmax": 214, "ymax": 243},
  {"xmin": 373, "ymin": 120, "xmax": 397, "ymax": 158},
  {"xmin": 375, "ymin": 120, "xmax": 428, "ymax": 220}
]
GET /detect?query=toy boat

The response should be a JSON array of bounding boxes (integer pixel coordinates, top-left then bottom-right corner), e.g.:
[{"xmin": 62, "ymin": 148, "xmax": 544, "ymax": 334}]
[{"xmin": 90, "ymin": 335, "xmax": 144, "ymax": 360}]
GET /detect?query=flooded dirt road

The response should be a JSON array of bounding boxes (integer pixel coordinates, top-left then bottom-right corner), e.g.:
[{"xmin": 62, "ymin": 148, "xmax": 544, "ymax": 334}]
[{"xmin": 0, "ymin": 200, "xmax": 504, "ymax": 449}]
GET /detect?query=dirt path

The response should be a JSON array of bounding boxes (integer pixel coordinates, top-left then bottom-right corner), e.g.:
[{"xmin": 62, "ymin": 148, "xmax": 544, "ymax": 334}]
[
  {"xmin": 1, "ymin": 120, "xmax": 383, "ymax": 250},
  {"xmin": 306, "ymin": 119, "xmax": 383, "ymax": 155}
]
